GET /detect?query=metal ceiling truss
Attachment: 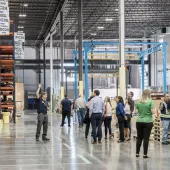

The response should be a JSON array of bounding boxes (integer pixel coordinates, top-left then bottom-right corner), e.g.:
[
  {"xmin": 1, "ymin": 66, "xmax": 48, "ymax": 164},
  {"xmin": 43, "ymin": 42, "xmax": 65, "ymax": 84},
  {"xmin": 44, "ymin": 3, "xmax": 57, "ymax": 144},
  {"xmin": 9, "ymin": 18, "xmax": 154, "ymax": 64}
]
[{"xmin": 8, "ymin": 0, "xmax": 170, "ymax": 47}]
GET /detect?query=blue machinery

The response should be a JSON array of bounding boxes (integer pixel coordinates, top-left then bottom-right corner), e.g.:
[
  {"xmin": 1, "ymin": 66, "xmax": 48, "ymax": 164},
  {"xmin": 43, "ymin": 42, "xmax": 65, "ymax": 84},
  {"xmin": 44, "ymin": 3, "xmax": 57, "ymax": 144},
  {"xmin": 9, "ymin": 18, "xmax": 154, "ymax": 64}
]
[{"xmin": 73, "ymin": 41, "xmax": 168, "ymax": 101}]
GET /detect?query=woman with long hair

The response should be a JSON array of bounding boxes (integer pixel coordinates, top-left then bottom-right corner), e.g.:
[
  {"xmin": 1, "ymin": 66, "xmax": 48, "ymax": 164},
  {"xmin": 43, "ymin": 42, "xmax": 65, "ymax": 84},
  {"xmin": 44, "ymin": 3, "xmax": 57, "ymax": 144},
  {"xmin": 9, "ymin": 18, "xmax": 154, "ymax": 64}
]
[
  {"xmin": 115, "ymin": 96, "xmax": 127, "ymax": 143},
  {"xmin": 124, "ymin": 97, "xmax": 133, "ymax": 141},
  {"xmin": 104, "ymin": 96, "xmax": 113, "ymax": 139},
  {"xmin": 135, "ymin": 89, "xmax": 155, "ymax": 158}
]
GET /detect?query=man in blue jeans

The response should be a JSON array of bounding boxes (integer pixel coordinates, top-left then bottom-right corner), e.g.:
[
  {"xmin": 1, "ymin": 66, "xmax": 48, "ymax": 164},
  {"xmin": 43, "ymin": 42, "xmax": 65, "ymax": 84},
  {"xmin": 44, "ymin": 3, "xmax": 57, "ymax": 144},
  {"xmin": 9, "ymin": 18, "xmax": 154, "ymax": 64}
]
[
  {"xmin": 75, "ymin": 95, "xmax": 86, "ymax": 128},
  {"xmin": 160, "ymin": 93, "xmax": 170, "ymax": 145},
  {"xmin": 89, "ymin": 90, "xmax": 105, "ymax": 144}
]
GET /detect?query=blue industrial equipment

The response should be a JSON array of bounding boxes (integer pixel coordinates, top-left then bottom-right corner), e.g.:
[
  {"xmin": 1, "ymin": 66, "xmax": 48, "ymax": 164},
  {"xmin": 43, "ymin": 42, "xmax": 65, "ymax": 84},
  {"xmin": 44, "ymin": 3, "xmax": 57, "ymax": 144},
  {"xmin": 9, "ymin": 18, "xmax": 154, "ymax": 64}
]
[{"xmin": 73, "ymin": 41, "xmax": 168, "ymax": 101}]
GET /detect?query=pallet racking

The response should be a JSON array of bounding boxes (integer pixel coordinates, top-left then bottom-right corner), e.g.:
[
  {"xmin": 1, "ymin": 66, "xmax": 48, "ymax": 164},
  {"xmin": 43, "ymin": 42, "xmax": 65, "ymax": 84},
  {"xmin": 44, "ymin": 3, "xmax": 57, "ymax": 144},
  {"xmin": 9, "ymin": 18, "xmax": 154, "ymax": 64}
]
[{"xmin": 0, "ymin": 21, "xmax": 16, "ymax": 123}]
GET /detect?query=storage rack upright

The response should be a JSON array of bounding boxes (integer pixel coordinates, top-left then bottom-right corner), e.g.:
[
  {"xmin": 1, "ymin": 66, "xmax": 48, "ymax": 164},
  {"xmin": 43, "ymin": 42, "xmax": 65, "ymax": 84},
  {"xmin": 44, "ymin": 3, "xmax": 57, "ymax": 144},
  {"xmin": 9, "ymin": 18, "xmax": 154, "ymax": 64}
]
[
  {"xmin": 0, "ymin": 20, "xmax": 16, "ymax": 123},
  {"xmin": 151, "ymin": 92, "xmax": 165, "ymax": 143}
]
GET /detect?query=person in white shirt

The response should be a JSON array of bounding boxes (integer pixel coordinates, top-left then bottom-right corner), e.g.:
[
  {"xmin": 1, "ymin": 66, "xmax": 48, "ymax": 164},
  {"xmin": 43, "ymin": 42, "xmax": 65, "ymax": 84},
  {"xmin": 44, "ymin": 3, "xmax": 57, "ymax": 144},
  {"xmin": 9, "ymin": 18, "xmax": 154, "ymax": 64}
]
[
  {"xmin": 75, "ymin": 95, "xmax": 86, "ymax": 127},
  {"xmin": 124, "ymin": 98, "xmax": 133, "ymax": 141},
  {"xmin": 104, "ymin": 96, "xmax": 113, "ymax": 139}
]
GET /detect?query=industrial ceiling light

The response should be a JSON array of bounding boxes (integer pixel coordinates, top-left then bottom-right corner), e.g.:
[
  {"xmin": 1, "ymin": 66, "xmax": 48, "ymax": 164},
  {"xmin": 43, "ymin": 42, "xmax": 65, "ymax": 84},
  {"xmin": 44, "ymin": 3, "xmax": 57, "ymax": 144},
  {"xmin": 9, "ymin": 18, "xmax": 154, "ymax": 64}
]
[
  {"xmin": 18, "ymin": 26, "xmax": 24, "ymax": 29},
  {"xmin": 19, "ymin": 21, "xmax": 25, "ymax": 23},
  {"xmin": 105, "ymin": 18, "xmax": 113, "ymax": 21},
  {"xmin": 115, "ymin": 9, "xmax": 119, "ymax": 11},
  {"xmin": 19, "ymin": 14, "xmax": 26, "ymax": 17},
  {"xmin": 97, "ymin": 26, "xmax": 104, "ymax": 30},
  {"xmin": 23, "ymin": 4, "xmax": 28, "ymax": 7},
  {"xmin": 91, "ymin": 33, "xmax": 97, "ymax": 36}
]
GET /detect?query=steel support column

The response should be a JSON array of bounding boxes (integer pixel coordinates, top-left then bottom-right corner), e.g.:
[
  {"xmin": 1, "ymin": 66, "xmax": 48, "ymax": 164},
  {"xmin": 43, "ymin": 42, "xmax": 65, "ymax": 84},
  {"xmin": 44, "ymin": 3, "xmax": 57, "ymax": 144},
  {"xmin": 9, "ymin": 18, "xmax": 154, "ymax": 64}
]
[
  {"xmin": 38, "ymin": 49, "xmax": 41, "ymax": 83},
  {"xmin": 91, "ymin": 49, "xmax": 94, "ymax": 95},
  {"xmin": 60, "ymin": 11, "xmax": 64, "ymax": 99},
  {"xmin": 78, "ymin": 0, "xmax": 83, "ymax": 97},
  {"xmin": 74, "ymin": 51, "xmax": 78, "ymax": 99},
  {"xmin": 50, "ymin": 29, "xmax": 56, "ymax": 112},
  {"xmin": 141, "ymin": 57, "xmax": 145, "ymax": 91},
  {"xmin": 43, "ymin": 43, "xmax": 46, "ymax": 91},
  {"xmin": 50, "ymin": 34, "xmax": 53, "ymax": 112},
  {"xmin": 163, "ymin": 43, "xmax": 167, "ymax": 94},
  {"xmin": 119, "ymin": 0, "xmax": 126, "ymax": 99},
  {"xmin": 84, "ymin": 48, "xmax": 89, "ymax": 102},
  {"xmin": 148, "ymin": 40, "xmax": 151, "ymax": 86},
  {"xmin": 65, "ymin": 70, "xmax": 68, "ymax": 95}
]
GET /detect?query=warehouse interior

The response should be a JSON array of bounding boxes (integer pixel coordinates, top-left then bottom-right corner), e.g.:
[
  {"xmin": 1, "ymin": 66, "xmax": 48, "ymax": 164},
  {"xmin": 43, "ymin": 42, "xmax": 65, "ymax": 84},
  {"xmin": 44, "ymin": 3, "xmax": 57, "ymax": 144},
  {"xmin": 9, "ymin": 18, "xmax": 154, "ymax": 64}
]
[{"xmin": 1, "ymin": 0, "xmax": 170, "ymax": 170}]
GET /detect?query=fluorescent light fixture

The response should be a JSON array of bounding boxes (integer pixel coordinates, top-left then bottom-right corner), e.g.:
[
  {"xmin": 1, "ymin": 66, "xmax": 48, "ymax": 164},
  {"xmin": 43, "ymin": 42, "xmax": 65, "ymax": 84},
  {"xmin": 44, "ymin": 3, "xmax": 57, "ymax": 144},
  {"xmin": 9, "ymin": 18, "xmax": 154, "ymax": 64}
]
[
  {"xmin": 23, "ymin": 4, "xmax": 28, "ymax": 7},
  {"xmin": 18, "ymin": 26, "xmax": 24, "ymax": 29},
  {"xmin": 105, "ymin": 18, "xmax": 113, "ymax": 21},
  {"xmin": 91, "ymin": 33, "xmax": 96, "ymax": 36},
  {"xmin": 19, "ymin": 21, "xmax": 25, "ymax": 23},
  {"xmin": 115, "ymin": 9, "xmax": 119, "ymax": 11},
  {"xmin": 97, "ymin": 26, "xmax": 104, "ymax": 30},
  {"xmin": 19, "ymin": 14, "xmax": 26, "ymax": 17}
]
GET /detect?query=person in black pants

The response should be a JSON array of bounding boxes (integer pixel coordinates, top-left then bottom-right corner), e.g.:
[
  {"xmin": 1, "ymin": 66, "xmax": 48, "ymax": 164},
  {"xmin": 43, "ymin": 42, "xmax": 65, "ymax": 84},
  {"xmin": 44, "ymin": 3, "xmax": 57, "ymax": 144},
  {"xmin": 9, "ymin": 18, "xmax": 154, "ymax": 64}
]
[
  {"xmin": 84, "ymin": 96, "xmax": 94, "ymax": 138},
  {"xmin": 115, "ymin": 96, "xmax": 127, "ymax": 143},
  {"xmin": 135, "ymin": 89, "xmax": 155, "ymax": 158},
  {"xmin": 136, "ymin": 123, "xmax": 153, "ymax": 157},
  {"xmin": 60, "ymin": 94, "xmax": 72, "ymax": 128},
  {"xmin": 35, "ymin": 83, "xmax": 50, "ymax": 141}
]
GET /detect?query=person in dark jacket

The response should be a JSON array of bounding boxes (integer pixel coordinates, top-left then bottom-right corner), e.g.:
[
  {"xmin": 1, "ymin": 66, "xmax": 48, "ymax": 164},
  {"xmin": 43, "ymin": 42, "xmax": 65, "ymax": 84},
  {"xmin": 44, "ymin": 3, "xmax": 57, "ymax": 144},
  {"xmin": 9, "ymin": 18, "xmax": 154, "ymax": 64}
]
[
  {"xmin": 35, "ymin": 83, "xmax": 50, "ymax": 141},
  {"xmin": 84, "ymin": 96, "xmax": 94, "ymax": 138},
  {"xmin": 115, "ymin": 96, "xmax": 127, "ymax": 143},
  {"xmin": 60, "ymin": 94, "xmax": 72, "ymax": 128}
]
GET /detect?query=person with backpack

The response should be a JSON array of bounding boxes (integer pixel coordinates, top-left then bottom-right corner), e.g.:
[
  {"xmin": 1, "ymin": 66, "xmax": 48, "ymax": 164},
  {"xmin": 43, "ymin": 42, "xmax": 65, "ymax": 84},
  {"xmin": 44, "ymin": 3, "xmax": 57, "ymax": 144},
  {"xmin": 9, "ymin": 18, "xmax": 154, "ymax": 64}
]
[
  {"xmin": 104, "ymin": 96, "xmax": 113, "ymax": 140},
  {"xmin": 159, "ymin": 93, "xmax": 170, "ymax": 145}
]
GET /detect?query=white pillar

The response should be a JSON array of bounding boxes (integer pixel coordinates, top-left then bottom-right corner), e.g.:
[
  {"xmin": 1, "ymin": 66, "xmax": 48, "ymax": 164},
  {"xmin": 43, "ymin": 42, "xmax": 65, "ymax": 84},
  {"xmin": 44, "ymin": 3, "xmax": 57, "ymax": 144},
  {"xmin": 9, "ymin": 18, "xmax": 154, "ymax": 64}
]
[
  {"xmin": 50, "ymin": 34, "xmax": 53, "ymax": 112},
  {"xmin": 119, "ymin": 0, "xmax": 126, "ymax": 99}
]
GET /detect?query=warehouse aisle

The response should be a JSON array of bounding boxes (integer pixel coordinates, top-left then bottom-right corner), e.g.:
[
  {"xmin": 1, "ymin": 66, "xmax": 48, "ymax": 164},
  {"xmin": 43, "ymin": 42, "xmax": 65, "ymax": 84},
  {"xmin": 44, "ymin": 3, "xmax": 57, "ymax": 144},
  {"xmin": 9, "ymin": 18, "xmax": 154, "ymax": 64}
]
[{"xmin": 0, "ymin": 111, "xmax": 169, "ymax": 170}]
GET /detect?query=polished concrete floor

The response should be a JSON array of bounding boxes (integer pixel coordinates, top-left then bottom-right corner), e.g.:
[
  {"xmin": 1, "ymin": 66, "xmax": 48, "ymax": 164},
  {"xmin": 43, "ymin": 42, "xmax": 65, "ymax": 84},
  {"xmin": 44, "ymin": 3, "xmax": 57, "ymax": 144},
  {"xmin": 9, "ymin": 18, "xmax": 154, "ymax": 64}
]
[{"xmin": 0, "ymin": 111, "xmax": 169, "ymax": 170}]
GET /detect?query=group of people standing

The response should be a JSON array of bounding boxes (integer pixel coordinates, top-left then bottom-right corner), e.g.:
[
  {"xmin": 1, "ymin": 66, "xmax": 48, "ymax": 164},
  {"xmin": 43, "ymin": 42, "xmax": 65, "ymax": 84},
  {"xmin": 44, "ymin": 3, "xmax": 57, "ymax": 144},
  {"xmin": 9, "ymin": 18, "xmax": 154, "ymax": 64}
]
[{"xmin": 35, "ymin": 83, "xmax": 170, "ymax": 159}]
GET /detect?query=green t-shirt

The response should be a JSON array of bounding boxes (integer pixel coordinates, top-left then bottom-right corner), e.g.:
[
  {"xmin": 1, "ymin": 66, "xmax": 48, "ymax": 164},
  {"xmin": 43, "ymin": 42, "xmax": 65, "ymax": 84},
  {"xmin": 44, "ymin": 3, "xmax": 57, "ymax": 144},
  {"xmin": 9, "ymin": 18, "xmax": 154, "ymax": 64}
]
[{"xmin": 136, "ymin": 99, "xmax": 154, "ymax": 123}]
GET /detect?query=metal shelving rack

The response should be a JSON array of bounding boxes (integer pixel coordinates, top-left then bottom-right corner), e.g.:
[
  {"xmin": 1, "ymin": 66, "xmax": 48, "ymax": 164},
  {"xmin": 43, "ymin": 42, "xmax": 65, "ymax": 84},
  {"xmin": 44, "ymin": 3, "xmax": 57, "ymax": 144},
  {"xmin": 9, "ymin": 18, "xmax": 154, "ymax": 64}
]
[{"xmin": 0, "ymin": 20, "xmax": 16, "ymax": 123}]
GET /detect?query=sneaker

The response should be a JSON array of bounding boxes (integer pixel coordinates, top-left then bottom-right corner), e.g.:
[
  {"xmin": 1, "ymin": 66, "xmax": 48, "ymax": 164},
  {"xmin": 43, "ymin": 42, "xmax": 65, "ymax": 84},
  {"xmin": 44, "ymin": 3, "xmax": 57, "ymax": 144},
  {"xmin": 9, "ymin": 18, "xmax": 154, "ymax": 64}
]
[
  {"xmin": 162, "ymin": 141, "xmax": 169, "ymax": 145},
  {"xmin": 60, "ymin": 125, "xmax": 64, "ymax": 128},
  {"xmin": 68, "ymin": 125, "xmax": 71, "ymax": 128}
]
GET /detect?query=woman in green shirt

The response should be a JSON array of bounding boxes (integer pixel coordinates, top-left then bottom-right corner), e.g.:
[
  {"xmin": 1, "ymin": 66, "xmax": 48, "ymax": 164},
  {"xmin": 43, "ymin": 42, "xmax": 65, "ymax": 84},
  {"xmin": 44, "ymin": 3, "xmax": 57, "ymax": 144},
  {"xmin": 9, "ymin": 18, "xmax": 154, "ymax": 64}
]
[{"xmin": 135, "ymin": 89, "xmax": 155, "ymax": 158}]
